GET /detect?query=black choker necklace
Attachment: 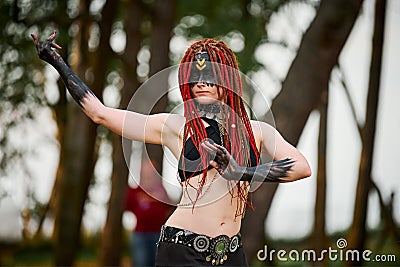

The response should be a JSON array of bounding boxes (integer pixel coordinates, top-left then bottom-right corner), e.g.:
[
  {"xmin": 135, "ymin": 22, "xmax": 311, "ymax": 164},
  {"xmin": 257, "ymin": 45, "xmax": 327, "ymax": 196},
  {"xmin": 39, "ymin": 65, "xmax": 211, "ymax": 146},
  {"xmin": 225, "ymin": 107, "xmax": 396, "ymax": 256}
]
[
  {"xmin": 195, "ymin": 102, "xmax": 222, "ymax": 122},
  {"xmin": 195, "ymin": 102, "xmax": 226, "ymax": 146}
]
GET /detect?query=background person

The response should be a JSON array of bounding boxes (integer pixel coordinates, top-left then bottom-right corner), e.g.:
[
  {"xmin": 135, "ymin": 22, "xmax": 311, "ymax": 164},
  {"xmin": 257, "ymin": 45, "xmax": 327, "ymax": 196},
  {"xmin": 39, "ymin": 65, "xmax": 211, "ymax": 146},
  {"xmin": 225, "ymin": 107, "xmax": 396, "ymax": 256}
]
[{"xmin": 124, "ymin": 158, "xmax": 172, "ymax": 267}]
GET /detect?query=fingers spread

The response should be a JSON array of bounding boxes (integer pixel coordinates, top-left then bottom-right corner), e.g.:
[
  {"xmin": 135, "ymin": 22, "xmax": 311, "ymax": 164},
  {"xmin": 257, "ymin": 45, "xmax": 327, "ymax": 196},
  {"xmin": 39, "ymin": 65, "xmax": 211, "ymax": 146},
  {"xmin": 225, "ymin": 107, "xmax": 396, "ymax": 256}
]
[
  {"xmin": 51, "ymin": 42, "xmax": 62, "ymax": 50},
  {"xmin": 48, "ymin": 30, "xmax": 57, "ymax": 41},
  {"xmin": 31, "ymin": 34, "xmax": 40, "ymax": 51},
  {"xmin": 31, "ymin": 33, "xmax": 38, "ymax": 43}
]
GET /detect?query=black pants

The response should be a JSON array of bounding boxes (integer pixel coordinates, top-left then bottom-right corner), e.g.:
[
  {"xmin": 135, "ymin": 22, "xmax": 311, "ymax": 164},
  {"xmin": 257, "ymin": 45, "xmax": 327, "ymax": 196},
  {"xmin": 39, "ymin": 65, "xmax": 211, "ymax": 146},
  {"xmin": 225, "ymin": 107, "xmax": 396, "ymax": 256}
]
[{"xmin": 156, "ymin": 241, "xmax": 249, "ymax": 267}]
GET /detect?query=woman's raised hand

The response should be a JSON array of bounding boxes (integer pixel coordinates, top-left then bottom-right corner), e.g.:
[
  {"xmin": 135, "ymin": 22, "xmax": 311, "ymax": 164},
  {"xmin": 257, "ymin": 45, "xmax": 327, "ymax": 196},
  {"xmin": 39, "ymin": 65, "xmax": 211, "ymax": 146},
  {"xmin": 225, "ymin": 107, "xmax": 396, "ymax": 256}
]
[
  {"xmin": 31, "ymin": 31, "xmax": 62, "ymax": 64},
  {"xmin": 31, "ymin": 31, "xmax": 95, "ymax": 108}
]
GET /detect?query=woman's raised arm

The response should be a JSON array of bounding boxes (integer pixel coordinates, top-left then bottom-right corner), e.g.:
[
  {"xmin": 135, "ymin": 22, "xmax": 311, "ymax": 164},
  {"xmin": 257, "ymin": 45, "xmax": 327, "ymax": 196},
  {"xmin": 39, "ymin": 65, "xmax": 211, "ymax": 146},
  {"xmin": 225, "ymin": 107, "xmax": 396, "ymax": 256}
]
[{"xmin": 32, "ymin": 32, "xmax": 180, "ymax": 145}]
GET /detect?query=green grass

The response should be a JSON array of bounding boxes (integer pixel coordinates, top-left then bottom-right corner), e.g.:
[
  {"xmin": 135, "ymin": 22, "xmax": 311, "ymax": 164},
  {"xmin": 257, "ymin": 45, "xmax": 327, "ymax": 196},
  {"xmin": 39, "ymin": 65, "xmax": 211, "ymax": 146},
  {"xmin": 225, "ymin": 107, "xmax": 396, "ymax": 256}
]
[{"xmin": 1, "ymin": 238, "xmax": 132, "ymax": 266}]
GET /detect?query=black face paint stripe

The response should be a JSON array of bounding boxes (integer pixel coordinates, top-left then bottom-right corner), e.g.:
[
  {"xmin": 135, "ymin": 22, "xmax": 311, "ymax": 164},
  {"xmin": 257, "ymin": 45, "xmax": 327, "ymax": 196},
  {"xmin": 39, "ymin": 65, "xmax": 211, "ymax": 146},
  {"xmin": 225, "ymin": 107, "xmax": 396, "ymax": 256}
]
[{"xmin": 190, "ymin": 52, "xmax": 216, "ymax": 86}]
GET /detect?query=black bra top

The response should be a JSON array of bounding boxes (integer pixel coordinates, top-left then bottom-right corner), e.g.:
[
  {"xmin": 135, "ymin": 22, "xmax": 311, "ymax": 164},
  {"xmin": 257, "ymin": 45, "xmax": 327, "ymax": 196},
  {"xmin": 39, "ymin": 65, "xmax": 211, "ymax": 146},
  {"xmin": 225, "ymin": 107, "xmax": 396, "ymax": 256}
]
[{"xmin": 178, "ymin": 117, "xmax": 258, "ymax": 182}]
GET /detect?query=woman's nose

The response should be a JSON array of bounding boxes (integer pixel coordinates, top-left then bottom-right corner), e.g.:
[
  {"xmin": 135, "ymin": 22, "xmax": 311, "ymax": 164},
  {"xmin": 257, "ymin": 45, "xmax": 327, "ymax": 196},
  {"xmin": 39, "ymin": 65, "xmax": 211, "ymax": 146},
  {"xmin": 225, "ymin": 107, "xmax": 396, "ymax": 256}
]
[{"xmin": 196, "ymin": 80, "xmax": 207, "ymax": 86}]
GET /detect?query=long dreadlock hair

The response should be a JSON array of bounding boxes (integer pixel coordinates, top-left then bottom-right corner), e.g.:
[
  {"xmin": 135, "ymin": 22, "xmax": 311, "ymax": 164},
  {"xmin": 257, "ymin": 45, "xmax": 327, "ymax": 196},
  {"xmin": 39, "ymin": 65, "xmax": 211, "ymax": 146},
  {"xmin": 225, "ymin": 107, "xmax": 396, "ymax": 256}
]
[{"xmin": 178, "ymin": 38, "xmax": 260, "ymax": 217}]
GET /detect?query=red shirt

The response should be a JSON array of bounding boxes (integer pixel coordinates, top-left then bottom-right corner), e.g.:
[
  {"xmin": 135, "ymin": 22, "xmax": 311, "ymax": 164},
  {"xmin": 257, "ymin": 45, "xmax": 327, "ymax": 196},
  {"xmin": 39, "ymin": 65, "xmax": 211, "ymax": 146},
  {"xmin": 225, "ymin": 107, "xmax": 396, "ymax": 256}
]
[{"xmin": 124, "ymin": 186, "xmax": 172, "ymax": 232}]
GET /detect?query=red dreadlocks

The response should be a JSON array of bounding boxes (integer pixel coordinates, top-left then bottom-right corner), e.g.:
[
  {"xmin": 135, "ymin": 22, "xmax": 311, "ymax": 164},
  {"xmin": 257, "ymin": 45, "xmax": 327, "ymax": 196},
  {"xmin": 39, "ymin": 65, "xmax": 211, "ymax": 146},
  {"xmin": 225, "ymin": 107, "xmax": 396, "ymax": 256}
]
[{"xmin": 178, "ymin": 39, "xmax": 260, "ymax": 217}]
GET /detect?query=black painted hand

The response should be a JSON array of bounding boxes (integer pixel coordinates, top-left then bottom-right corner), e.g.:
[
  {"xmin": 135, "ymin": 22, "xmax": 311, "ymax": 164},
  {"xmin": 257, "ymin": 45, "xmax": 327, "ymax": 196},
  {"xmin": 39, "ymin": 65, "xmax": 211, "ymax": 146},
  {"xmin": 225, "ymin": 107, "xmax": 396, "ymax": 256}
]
[
  {"xmin": 201, "ymin": 141, "xmax": 243, "ymax": 181},
  {"xmin": 262, "ymin": 158, "xmax": 294, "ymax": 181},
  {"xmin": 31, "ymin": 31, "xmax": 63, "ymax": 64},
  {"xmin": 202, "ymin": 141, "xmax": 295, "ymax": 183},
  {"xmin": 31, "ymin": 31, "xmax": 93, "ymax": 108}
]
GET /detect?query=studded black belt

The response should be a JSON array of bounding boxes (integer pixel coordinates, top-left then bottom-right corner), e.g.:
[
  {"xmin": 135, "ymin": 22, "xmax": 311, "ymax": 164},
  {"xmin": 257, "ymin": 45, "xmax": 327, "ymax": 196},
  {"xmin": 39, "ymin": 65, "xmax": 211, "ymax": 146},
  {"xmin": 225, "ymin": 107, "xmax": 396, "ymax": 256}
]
[{"xmin": 159, "ymin": 225, "xmax": 242, "ymax": 265}]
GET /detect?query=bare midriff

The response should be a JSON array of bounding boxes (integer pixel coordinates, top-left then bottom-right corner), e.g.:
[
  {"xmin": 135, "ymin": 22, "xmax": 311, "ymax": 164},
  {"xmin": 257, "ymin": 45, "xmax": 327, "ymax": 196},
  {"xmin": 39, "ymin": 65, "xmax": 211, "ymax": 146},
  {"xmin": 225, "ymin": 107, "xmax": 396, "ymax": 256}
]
[{"xmin": 165, "ymin": 169, "xmax": 244, "ymax": 238}]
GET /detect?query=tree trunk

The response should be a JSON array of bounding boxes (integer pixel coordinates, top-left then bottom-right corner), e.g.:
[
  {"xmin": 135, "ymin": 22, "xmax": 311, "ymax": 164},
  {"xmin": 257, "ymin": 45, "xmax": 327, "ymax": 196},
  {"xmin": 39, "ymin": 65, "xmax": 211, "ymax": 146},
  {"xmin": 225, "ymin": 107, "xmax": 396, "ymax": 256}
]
[
  {"xmin": 99, "ymin": 1, "xmax": 175, "ymax": 264},
  {"xmin": 54, "ymin": 105, "xmax": 98, "ymax": 266},
  {"xmin": 34, "ymin": 1, "xmax": 72, "ymax": 238},
  {"xmin": 242, "ymin": 0, "xmax": 364, "ymax": 262},
  {"xmin": 54, "ymin": 0, "xmax": 116, "ymax": 264},
  {"xmin": 312, "ymin": 88, "xmax": 329, "ymax": 266},
  {"xmin": 54, "ymin": 1, "xmax": 93, "ymax": 264},
  {"xmin": 347, "ymin": 0, "xmax": 387, "ymax": 265},
  {"xmin": 35, "ymin": 69, "xmax": 68, "ymax": 240},
  {"xmin": 99, "ymin": 0, "xmax": 141, "ymax": 265},
  {"xmin": 145, "ymin": 0, "xmax": 175, "ymax": 174}
]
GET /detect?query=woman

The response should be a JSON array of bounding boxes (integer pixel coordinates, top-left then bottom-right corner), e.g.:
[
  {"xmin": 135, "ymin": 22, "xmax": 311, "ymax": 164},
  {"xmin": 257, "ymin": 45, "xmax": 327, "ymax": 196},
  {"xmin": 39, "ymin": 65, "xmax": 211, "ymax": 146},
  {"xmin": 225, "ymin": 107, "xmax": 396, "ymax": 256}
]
[{"xmin": 32, "ymin": 32, "xmax": 311, "ymax": 266}]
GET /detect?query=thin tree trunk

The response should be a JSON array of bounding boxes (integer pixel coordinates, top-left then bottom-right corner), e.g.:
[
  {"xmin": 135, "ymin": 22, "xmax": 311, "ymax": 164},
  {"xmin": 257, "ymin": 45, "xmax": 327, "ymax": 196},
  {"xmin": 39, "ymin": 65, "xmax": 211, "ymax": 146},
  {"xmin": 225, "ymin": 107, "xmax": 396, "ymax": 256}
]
[
  {"xmin": 312, "ymin": 89, "xmax": 329, "ymax": 266},
  {"xmin": 46, "ymin": 26, "xmax": 72, "ymax": 235},
  {"xmin": 54, "ymin": 102, "xmax": 98, "ymax": 266},
  {"xmin": 54, "ymin": 1, "xmax": 93, "ymax": 264},
  {"xmin": 242, "ymin": 0, "xmax": 364, "ymax": 262},
  {"xmin": 100, "ymin": 1, "xmax": 175, "ymax": 264},
  {"xmin": 34, "ymin": 3, "xmax": 72, "ymax": 238},
  {"xmin": 145, "ymin": 0, "xmax": 175, "ymax": 174},
  {"xmin": 347, "ymin": 0, "xmax": 387, "ymax": 265},
  {"xmin": 34, "ymin": 77, "xmax": 68, "ymax": 239},
  {"xmin": 99, "ymin": 0, "xmax": 141, "ymax": 265}
]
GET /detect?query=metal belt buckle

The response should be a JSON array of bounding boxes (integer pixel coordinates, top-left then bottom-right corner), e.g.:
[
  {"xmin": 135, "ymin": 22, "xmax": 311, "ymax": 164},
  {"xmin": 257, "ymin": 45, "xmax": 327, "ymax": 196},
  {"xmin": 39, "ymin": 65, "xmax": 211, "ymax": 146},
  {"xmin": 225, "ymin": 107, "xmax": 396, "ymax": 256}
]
[{"xmin": 193, "ymin": 234, "xmax": 240, "ymax": 265}]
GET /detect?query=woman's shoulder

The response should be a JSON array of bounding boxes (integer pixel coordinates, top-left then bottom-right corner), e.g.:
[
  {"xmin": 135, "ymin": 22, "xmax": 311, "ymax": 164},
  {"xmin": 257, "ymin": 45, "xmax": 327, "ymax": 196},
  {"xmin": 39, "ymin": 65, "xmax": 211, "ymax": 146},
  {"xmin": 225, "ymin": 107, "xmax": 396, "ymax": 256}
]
[
  {"xmin": 250, "ymin": 120, "xmax": 278, "ymax": 144},
  {"xmin": 250, "ymin": 119, "xmax": 272, "ymax": 132},
  {"xmin": 150, "ymin": 113, "xmax": 185, "ymax": 126},
  {"xmin": 155, "ymin": 113, "xmax": 186, "ymax": 141},
  {"xmin": 250, "ymin": 120, "xmax": 276, "ymax": 131},
  {"xmin": 164, "ymin": 113, "xmax": 185, "ymax": 128}
]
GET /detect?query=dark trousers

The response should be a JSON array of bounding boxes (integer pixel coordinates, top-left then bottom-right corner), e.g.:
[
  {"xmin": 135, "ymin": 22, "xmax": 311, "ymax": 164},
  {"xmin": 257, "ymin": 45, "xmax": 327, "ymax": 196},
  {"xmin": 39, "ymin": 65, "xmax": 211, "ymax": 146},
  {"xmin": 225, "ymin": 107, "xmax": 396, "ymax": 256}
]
[{"xmin": 156, "ymin": 241, "xmax": 249, "ymax": 267}]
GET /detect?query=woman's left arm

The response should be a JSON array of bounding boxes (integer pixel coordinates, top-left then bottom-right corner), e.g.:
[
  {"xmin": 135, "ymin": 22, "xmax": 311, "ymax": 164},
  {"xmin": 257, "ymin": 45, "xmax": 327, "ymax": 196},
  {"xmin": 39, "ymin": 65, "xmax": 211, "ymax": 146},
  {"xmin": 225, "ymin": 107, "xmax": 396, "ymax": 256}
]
[
  {"xmin": 202, "ymin": 121, "xmax": 311, "ymax": 183},
  {"xmin": 257, "ymin": 121, "xmax": 311, "ymax": 182}
]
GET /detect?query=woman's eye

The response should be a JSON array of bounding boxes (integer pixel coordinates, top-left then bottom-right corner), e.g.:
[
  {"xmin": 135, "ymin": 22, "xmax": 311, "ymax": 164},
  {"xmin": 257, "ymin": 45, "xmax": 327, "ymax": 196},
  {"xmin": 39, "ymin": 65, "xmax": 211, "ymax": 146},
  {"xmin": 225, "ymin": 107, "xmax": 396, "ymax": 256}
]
[
  {"xmin": 204, "ymin": 70, "xmax": 213, "ymax": 77},
  {"xmin": 191, "ymin": 72, "xmax": 200, "ymax": 79}
]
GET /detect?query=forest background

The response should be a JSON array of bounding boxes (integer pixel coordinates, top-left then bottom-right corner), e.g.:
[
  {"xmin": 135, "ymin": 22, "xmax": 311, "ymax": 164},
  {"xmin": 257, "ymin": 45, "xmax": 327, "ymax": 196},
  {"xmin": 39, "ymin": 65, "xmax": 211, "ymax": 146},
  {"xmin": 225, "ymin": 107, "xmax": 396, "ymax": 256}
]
[{"xmin": 0, "ymin": 0, "xmax": 399, "ymax": 266}]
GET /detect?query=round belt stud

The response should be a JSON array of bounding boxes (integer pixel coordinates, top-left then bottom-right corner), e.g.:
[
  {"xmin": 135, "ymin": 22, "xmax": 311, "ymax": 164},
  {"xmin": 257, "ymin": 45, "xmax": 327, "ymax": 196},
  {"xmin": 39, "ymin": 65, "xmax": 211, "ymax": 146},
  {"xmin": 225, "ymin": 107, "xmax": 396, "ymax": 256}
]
[{"xmin": 193, "ymin": 235, "xmax": 210, "ymax": 252}]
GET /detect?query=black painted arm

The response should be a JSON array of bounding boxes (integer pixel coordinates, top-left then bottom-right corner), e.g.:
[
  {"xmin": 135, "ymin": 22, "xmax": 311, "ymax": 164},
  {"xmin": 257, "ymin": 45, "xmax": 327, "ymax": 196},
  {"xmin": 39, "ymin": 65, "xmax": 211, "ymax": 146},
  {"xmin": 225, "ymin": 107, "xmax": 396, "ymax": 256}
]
[
  {"xmin": 202, "ymin": 141, "xmax": 294, "ymax": 183},
  {"xmin": 31, "ymin": 31, "xmax": 96, "ymax": 108}
]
